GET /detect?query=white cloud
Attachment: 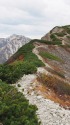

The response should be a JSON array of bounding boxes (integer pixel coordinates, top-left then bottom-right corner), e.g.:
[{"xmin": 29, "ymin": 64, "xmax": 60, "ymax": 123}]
[{"xmin": 0, "ymin": 0, "xmax": 70, "ymax": 38}]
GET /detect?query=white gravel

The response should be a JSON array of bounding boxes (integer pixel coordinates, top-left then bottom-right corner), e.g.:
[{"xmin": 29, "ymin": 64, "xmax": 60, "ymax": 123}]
[{"xmin": 15, "ymin": 74, "xmax": 70, "ymax": 125}]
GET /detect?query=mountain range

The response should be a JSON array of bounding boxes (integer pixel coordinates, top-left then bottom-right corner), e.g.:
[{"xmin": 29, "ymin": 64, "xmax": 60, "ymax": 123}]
[{"xmin": 0, "ymin": 34, "xmax": 30, "ymax": 63}]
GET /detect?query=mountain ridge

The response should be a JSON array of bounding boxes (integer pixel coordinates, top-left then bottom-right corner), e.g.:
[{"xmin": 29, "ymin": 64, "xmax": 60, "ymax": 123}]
[{"xmin": 0, "ymin": 25, "xmax": 70, "ymax": 125}]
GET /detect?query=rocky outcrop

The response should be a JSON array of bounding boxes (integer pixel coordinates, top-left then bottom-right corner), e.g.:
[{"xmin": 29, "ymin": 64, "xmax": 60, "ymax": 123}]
[
  {"xmin": 0, "ymin": 34, "xmax": 31, "ymax": 64},
  {"xmin": 41, "ymin": 32, "xmax": 51, "ymax": 41},
  {"xmin": 50, "ymin": 26, "xmax": 64, "ymax": 33}
]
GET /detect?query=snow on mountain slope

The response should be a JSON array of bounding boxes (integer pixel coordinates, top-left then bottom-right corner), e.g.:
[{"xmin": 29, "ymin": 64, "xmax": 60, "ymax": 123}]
[{"xmin": 0, "ymin": 34, "xmax": 31, "ymax": 63}]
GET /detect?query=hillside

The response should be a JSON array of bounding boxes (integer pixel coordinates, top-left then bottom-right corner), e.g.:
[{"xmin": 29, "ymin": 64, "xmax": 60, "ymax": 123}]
[
  {"xmin": 0, "ymin": 25, "xmax": 70, "ymax": 125},
  {"xmin": 0, "ymin": 34, "xmax": 30, "ymax": 64},
  {"xmin": 41, "ymin": 25, "xmax": 70, "ymax": 81}
]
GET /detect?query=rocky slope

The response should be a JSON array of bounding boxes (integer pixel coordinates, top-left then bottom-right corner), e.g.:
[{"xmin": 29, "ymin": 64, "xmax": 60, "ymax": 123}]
[
  {"xmin": 0, "ymin": 34, "xmax": 30, "ymax": 64},
  {"xmin": 41, "ymin": 25, "xmax": 70, "ymax": 82},
  {"xmin": 41, "ymin": 25, "xmax": 70, "ymax": 45}
]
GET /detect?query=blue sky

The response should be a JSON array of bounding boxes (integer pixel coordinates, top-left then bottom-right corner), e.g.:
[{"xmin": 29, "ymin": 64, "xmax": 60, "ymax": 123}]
[{"xmin": 0, "ymin": 0, "xmax": 70, "ymax": 38}]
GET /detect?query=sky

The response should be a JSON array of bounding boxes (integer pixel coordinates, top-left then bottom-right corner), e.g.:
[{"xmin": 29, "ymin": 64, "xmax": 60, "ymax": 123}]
[{"xmin": 0, "ymin": 0, "xmax": 70, "ymax": 39}]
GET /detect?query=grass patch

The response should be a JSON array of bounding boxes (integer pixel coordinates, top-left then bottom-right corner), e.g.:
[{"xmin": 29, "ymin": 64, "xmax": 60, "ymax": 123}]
[
  {"xmin": 50, "ymin": 34, "xmax": 62, "ymax": 45},
  {"xmin": 55, "ymin": 32, "xmax": 66, "ymax": 37},
  {"xmin": 45, "ymin": 67, "xmax": 65, "ymax": 79},
  {"xmin": 39, "ymin": 52, "xmax": 62, "ymax": 62},
  {"xmin": 50, "ymin": 34, "xmax": 61, "ymax": 41}
]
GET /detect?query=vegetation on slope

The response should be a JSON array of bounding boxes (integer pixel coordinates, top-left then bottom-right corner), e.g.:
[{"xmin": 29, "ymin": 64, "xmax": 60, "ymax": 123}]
[
  {"xmin": 0, "ymin": 41, "xmax": 44, "ymax": 84},
  {"xmin": 50, "ymin": 34, "xmax": 62, "ymax": 44},
  {"xmin": 39, "ymin": 51, "xmax": 62, "ymax": 62},
  {"xmin": 31, "ymin": 39, "xmax": 62, "ymax": 45},
  {"xmin": 6, "ymin": 41, "xmax": 44, "ymax": 66},
  {"xmin": 62, "ymin": 25, "xmax": 70, "ymax": 34},
  {"xmin": 0, "ymin": 61, "xmax": 37, "ymax": 84},
  {"xmin": 0, "ymin": 80, "xmax": 40, "ymax": 125},
  {"xmin": 55, "ymin": 32, "xmax": 66, "ymax": 37}
]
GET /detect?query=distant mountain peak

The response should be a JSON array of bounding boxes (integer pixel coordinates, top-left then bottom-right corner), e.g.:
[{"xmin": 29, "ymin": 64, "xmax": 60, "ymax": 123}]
[{"xmin": 0, "ymin": 34, "xmax": 31, "ymax": 64}]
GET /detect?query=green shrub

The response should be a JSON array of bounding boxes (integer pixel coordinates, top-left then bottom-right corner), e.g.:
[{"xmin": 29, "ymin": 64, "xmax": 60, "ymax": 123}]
[
  {"xmin": 6, "ymin": 41, "xmax": 44, "ymax": 67},
  {"xmin": 50, "ymin": 34, "xmax": 60, "ymax": 41},
  {"xmin": 0, "ymin": 81, "xmax": 40, "ymax": 125},
  {"xmin": 0, "ymin": 61, "xmax": 37, "ymax": 84},
  {"xmin": 17, "ymin": 84, "xmax": 21, "ymax": 87},
  {"xmin": 50, "ymin": 34, "xmax": 56, "ymax": 40}
]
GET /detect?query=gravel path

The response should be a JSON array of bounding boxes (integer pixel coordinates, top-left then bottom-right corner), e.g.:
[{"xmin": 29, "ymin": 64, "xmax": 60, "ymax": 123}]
[{"xmin": 16, "ymin": 74, "xmax": 70, "ymax": 125}]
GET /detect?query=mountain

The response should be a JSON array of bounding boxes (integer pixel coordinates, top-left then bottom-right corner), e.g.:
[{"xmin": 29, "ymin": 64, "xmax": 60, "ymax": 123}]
[
  {"xmin": 41, "ymin": 25, "xmax": 70, "ymax": 45},
  {"xmin": 0, "ymin": 34, "xmax": 31, "ymax": 64},
  {"xmin": 0, "ymin": 25, "xmax": 70, "ymax": 125}
]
